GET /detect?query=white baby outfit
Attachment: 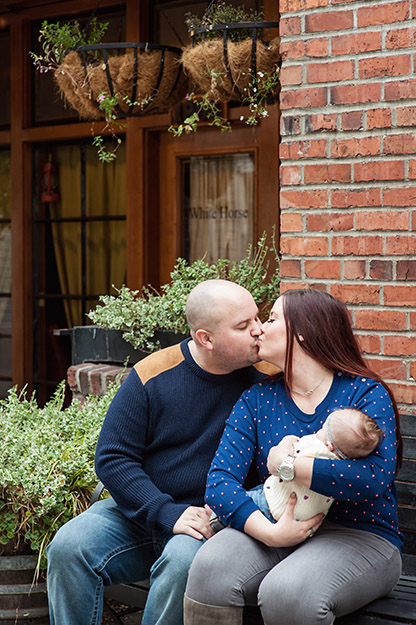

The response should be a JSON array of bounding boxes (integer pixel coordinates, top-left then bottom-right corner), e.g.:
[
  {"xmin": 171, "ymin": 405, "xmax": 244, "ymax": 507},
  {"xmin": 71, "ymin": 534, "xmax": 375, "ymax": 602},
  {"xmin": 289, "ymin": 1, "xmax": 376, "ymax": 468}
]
[{"xmin": 264, "ymin": 434, "xmax": 337, "ymax": 521}]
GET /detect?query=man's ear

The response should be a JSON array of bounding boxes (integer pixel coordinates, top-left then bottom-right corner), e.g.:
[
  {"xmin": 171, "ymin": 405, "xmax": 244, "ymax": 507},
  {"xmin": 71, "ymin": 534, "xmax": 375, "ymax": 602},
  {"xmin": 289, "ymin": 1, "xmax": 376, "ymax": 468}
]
[{"xmin": 194, "ymin": 328, "xmax": 214, "ymax": 351}]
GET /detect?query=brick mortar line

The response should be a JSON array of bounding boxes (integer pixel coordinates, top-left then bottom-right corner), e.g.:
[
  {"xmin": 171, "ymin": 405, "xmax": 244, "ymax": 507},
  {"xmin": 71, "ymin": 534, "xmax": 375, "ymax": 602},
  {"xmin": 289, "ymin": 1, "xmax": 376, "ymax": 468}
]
[{"xmin": 280, "ymin": 0, "xmax": 415, "ymax": 18}]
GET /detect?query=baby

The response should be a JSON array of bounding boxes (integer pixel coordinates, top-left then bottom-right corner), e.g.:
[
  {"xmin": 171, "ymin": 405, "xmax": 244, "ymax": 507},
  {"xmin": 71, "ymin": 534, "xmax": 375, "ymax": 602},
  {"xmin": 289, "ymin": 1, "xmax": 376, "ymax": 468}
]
[{"xmin": 248, "ymin": 407, "xmax": 384, "ymax": 522}]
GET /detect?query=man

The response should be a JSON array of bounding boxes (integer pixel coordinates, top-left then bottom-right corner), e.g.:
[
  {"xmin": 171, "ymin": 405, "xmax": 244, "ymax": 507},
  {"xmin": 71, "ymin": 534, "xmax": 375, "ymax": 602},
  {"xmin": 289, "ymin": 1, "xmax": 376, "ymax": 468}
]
[{"xmin": 47, "ymin": 279, "xmax": 276, "ymax": 625}]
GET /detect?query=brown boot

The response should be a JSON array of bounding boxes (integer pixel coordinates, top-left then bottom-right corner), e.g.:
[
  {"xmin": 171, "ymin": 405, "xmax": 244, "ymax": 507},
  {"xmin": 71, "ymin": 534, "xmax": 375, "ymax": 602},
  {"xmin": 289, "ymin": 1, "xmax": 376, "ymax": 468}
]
[{"xmin": 184, "ymin": 595, "xmax": 243, "ymax": 625}]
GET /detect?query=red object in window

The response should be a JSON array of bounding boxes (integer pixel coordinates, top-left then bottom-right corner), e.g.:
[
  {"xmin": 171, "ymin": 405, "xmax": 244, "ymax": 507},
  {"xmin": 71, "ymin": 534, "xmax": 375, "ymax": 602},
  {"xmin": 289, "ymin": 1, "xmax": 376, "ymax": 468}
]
[{"xmin": 41, "ymin": 155, "xmax": 60, "ymax": 202}]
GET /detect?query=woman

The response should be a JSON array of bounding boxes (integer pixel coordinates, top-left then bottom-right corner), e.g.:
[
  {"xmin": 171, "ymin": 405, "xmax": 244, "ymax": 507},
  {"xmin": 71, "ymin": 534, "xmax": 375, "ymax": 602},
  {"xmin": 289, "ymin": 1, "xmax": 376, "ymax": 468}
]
[{"xmin": 184, "ymin": 289, "xmax": 403, "ymax": 625}]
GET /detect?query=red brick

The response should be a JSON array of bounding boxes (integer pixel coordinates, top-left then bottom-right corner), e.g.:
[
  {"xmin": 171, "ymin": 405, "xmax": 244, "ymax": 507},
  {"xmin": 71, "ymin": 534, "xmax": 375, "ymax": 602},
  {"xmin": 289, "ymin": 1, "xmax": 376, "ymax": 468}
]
[
  {"xmin": 332, "ymin": 32, "xmax": 381, "ymax": 55},
  {"xmin": 331, "ymin": 235, "xmax": 383, "ymax": 256},
  {"xmin": 280, "ymin": 0, "xmax": 328, "ymax": 10},
  {"xmin": 369, "ymin": 260, "xmax": 393, "ymax": 281},
  {"xmin": 341, "ymin": 111, "xmax": 363, "ymax": 131},
  {"xmin": 305, "ymin": 11, "xmax": 353, "ymax": 33},
  {"xmin": 280, "ymin": 165, "xmax": 301, "ymax": 185},
  {"xmin": 355, "ymin": 309, "xmax": 407, "ymax": 331},
  {"xmin": 280, "ymin": 212, "xmax": 303, "ymax": 232},
  {"xmin": 397, "ymin": 260, "xmax": 416, "ymax": 280},
  {"xmin": 359, "ymin": 55, "xmax": 411, "ymax": 79},
  {"xmin": 365, "ymin": 358, "xmax": 407, "ymax": 380},
  {"xmin": 331, "ymin": 83, "xmax": 381, "ymax": 105},
  {"xmin": 383, "ymin": 187, "xmax": 416, "ymax": 207},
  {"xmin": 279, "ymin": 16, "xmax": 301, "ymax": 36},
  {"xmin": 331, "ymin": 137, "xmax": 380, "ymax": 158},
  {"xmin": 409, "ymin": 160, "xmax": 416, "ymax": 179},
  {"xmin": 281, "ymin": 87, "xmax": 327, "ymax": 110},
  {"xmin": 384, "ymin": 335, "xmax": 416, "ymax": 356},
  {"xmin": 356, "ymin": 333, "xmax": 381, "ymax": 355},
  {"xmin": 330, "ymin": 283, "xmax": 380, "ymax": 305},
  {"xmin": 280, "ymin": 259, "xmax": 302, "ymax": 278},
  {"xmin": 281, "ymin": 116, "xmax": 301, "ymax": 136},
  {"xmin": 305, "ymin": 113, "xmax": 337, "ymax": 132},
  {"xmin": 344, "ymin": 260, "xmax": 366, "ymax": 280},
  {"xmin": 384, "ymin": 285, "xmax": 416, "ymax": 306},
  {"xmin": 305, "ymin": 259, "xmax": 341, "ymax": 279},
  {"xmin": 280, "ymin": 236, "xmax": 329, "ymax": 256},
  {"xmin": 410, "ymin": 360, "xmax": 416, "ymax": 381},
  {"xmin": 385, "ymin": 79, "xmax": 416, "ymax": 101},
  {"xmin": 385, "ymin": 235, "xmax": 416, "ymax": 255},
  {"xmin": 307, "ymin": 60, "xmax": 354, "ymax": 83},
  {"xmin": 280, "ymin": 38, "xmax": 329, "ymax": 61},
  {"xmin": 357, "ymin": 2, "xmax": 409, "ymax": 27},
  {"xmin": 366, "ymin": 108, "xmax": 392, "ymax": 130},
  {"xmin": 304, "ymin": 163, "xmax": 351, "ymax": 184},
  {"xmin": 307, "ymin": 212, "xmax": 354, "ymax": 232},
  {"xmin": 280, "ymin": 65, "xmax": 302, "ymax": 86},
  {"xmin": 384, "ymin": 134, "xmax": 416, "ymax": 155},
  {"xmin": 388, "ymin": 382, "xmax": 416, "ymax": 405},
  {"xmin": 332, "ymin": 188, "xmax": 381, "ymax": 209},
  {"xmin": 280, "ymin": 189, "xmax": 328, "ymax": 209},
  {"xmin": 356, "ymin": 210, "xmax": 409, "ymax": 231},
  {"xmin": 386, "ymin": 27, "xmax": 416, "ymax": 49},
  {"xmin": 354, "ymin": 161, "xmax": 404, "ymax": 182},
  {"xmin": 396, "ymin": 106, "xmax": 416, "ymax": 126},
  {"xmin": 280, "ymin": 139, "xmax": 327, "ymax": 160}
]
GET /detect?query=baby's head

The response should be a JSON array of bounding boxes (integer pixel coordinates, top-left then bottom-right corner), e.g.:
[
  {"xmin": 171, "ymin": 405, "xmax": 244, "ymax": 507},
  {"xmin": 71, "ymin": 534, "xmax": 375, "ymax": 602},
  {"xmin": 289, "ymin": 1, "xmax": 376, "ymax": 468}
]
[{"xmin": 316, "ymin": 408, "xmax": 384, "ymax": 459}]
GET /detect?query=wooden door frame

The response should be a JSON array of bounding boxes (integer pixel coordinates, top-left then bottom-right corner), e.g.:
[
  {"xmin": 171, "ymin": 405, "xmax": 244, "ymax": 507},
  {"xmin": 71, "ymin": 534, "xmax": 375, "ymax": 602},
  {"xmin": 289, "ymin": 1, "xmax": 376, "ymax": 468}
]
[{"xmin": 157, "ymin": 105, "xmax": 280, "ymax": 286}]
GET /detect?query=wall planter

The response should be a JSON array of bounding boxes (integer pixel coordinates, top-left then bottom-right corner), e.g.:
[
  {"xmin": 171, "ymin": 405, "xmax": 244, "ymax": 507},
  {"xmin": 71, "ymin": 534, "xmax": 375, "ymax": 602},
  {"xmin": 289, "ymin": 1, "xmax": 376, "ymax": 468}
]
[
  {"xmin": 55, "ymin": 42, "xmax": 188, "ymax": 120},
  {"xmin": 182, "ymin": 21, "xmax": 280, "ymax": 104}
]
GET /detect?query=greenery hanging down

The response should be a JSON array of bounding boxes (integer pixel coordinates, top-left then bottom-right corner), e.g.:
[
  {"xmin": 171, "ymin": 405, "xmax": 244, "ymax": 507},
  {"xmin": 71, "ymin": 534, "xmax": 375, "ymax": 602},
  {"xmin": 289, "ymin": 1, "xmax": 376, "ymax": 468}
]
[
  {"xmin": 88, "ymin": 230, "xmax": 280, "ymax": 353},
  {"xmin": 0, "ymin": 381, "xmax": 117, "ymax": 574}
]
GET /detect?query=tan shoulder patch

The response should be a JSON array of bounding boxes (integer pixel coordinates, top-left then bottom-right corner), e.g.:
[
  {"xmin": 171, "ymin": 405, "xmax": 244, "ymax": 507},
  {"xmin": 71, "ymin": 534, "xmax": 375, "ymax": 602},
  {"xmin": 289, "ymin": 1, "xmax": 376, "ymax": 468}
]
[
  {"xmin": 133, "ymin": 343, "xmax": 185, "ymax": 386},
  {"xmin": 254, "ymin": 361, "xmax": 280, "ymax": 376}
]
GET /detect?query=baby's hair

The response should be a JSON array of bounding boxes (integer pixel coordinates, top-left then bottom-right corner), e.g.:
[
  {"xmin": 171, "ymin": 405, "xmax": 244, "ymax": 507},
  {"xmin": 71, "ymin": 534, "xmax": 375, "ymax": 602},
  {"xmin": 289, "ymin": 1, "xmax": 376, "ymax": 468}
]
[{"xmin": 330, "ymin": 408, "xmax": 384, "ymax": 459}]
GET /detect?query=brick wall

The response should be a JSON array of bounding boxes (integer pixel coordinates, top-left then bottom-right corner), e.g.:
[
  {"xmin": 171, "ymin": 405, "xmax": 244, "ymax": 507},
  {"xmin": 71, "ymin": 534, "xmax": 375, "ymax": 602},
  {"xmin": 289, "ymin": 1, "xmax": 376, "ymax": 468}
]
[
  {"xmin": 67, "ymin": 363, "xmax": 130, "ymax": 403},
  {"xmin": 278, "ymin": 0, "xmax": 416, "ymax": 413}
]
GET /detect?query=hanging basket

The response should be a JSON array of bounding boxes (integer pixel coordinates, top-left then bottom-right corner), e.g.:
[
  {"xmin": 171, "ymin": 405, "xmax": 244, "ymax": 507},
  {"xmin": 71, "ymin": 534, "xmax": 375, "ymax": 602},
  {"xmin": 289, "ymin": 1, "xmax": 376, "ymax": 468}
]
[
  {"xmin": 54, "ymin": 42, "xmax": 188, "ymax": 121},
  {"xmin": 181, "ymin": 21, "xmax": 280, "ymax": 103}
]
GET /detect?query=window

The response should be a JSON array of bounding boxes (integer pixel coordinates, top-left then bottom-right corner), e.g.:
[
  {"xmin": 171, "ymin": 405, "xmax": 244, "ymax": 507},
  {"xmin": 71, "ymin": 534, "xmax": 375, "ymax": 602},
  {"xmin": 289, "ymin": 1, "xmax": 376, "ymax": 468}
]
[{"xmin": 0, "ymin": 150, "xmax": 11, "ymax": 398}]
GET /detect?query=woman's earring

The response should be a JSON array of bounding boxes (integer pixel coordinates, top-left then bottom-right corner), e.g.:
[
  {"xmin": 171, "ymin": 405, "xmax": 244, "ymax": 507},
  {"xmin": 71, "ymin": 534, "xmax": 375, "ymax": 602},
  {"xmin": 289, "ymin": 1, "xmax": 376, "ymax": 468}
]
[{"xmin": 298, "ymin": 334, "xmax": 305, "ymax": 342}]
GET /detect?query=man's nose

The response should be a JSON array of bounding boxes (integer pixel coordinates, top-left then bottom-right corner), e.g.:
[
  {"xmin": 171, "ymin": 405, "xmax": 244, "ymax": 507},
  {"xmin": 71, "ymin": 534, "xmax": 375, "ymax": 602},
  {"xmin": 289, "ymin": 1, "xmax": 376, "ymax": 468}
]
[{"xmin": 251, "ymin": 318, "xmax": 262, "ymax": 335}]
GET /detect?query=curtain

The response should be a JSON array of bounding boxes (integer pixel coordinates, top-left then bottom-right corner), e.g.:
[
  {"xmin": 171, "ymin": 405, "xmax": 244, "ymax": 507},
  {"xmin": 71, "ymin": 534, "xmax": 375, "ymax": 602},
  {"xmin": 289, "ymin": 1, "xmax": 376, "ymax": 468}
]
[
  {"xmin": 50, "ymin": 143, "xmax": 126, "ymax": 328},
  {"xmin": 187, "ymin": 153, "xmax": 254, "ymax": 263}
]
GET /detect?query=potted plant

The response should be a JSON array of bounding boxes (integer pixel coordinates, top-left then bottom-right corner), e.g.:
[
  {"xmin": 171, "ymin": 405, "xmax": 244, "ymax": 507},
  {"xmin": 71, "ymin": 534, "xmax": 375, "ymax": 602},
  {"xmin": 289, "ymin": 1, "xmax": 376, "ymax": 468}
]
[
  {"xmin": 0, "ymin": 380, "xmax": 118, "ymax": 621},
  {"xmin": 169, "ymin": 2, "xmax": 280, "ymax": 136},
  {"xmin": 30, "ymin": 19, "xmax": 187, "ymax": 161},
  {"xmin": 87, "ymin": 230, "xmax": 280, "ymax": 353}
]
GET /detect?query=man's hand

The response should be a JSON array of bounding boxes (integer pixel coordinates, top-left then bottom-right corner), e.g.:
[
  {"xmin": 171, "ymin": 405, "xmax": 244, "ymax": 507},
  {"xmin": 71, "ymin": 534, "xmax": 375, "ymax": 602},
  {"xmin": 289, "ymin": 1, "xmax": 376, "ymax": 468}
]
[
  {"xmin": 173, "ymin": 505, "xmax": 215, "ymax": 540},
  {"xmin": 267, "ymin": 435, "xmax": 299, "ymax": 476}
]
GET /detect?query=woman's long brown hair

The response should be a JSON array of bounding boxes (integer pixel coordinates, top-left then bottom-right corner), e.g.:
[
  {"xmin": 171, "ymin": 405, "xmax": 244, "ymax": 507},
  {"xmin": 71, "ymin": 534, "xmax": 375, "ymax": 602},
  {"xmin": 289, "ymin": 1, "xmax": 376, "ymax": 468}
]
[{"xmin": 274, "ymin": 288, "xmax": 402, "ymax": 468}]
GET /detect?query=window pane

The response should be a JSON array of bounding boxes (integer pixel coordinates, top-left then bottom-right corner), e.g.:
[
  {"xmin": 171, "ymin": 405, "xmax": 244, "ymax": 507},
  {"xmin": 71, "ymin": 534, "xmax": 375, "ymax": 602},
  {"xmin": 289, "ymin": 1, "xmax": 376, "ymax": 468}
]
[
  {"xmin": 0, "ymin": 150, "xmax": 11, "ymax": 398},
  {"xmin": 0, "ymin": 29, "xmax": 10, "ymax": 128},
  {"xmin": 183, "ymin": 153, "xmax": 254, "ymax": 263}
]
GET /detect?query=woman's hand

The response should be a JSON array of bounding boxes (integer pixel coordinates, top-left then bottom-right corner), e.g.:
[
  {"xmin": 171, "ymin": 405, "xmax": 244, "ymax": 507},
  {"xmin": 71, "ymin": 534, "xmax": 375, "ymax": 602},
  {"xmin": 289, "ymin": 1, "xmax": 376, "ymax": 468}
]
[
  {"xmin": 267, "ymin": 435, "xmax": 299, "ymax": 476},
  {"xmin": 244, "ymin": 493, "xmax": 324, "ymax": 547}
]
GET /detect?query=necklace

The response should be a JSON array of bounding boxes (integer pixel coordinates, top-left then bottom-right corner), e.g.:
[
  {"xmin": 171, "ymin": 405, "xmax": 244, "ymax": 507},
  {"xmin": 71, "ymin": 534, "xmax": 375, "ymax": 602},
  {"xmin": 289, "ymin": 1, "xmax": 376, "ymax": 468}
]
[{"xmin": 291, "ymin": 370, "xmax": 329, "ymax": 397}]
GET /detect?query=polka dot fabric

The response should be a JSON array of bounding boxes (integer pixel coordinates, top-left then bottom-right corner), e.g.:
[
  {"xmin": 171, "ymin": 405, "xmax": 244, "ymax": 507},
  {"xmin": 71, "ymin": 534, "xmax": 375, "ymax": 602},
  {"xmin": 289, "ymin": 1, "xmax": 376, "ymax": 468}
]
[{"xmin": 205, "ymin": 372, "xmax": 404, "ymax": 551}]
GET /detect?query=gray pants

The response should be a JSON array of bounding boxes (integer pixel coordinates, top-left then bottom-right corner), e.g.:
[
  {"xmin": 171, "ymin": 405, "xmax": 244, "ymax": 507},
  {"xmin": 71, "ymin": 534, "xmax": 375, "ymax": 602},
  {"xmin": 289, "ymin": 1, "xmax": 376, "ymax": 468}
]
[{"xmin": 185, "ymin": 522, "xmax": 401, "ymax": 625}]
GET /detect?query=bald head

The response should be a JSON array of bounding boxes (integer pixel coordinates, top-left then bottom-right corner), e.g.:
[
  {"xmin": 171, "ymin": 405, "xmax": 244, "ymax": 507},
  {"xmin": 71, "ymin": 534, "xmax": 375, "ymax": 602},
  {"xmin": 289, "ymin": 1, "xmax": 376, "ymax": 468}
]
[{"xmin": 186, "ymin": 279, "xmax": 253, "ymax": 335}]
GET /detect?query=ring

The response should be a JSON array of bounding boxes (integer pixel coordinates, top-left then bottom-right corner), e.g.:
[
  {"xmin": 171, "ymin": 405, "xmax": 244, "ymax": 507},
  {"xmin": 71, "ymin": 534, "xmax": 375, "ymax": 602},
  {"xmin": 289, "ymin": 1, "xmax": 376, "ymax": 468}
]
[{"xmin": 308, "ymin": 528, "xmax": 315, "ymax": 538}]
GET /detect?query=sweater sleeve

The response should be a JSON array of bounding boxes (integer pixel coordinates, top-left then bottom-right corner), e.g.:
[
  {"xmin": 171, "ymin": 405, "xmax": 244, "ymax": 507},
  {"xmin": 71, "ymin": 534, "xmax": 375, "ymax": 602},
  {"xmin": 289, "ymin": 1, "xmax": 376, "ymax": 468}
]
[
  {"xmin": 205, "ymin": 390, "xmax": 261, "ymax": 531},
  {"xmin": 311, "ymin": 379, "xmax": 398, "ymax": 502},
  {"xmin": 95, "ymin": 369, "xmax": 188, "ymax": 532}
]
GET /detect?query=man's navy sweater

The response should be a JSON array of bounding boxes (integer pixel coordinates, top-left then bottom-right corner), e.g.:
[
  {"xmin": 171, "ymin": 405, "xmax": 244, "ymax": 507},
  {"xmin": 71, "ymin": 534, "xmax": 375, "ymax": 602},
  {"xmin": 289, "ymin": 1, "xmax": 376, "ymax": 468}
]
[{"xmin": 95, "ymin": 339, "xmax": 274, "ymax": 533}]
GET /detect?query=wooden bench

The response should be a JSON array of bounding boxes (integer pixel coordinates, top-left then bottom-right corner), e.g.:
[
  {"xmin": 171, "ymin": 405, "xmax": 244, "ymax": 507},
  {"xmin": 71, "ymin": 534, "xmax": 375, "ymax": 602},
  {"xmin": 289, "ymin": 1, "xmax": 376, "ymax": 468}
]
[{"xmin": 97, "ymin": 413, "xmax": 416, "ymax": 624}]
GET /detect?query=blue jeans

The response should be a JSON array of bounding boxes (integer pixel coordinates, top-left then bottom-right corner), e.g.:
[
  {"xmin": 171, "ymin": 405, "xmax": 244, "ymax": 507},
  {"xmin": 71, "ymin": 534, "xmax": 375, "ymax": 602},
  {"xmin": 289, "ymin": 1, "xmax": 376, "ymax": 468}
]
[{"xmin": 46, "ymin": 498, "xmax": 203, "ymax": 625}]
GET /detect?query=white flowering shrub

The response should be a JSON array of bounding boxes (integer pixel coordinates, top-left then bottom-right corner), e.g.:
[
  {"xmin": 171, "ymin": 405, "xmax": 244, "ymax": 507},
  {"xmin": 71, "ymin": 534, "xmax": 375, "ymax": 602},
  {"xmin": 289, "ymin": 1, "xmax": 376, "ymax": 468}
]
[{"xmin": 0, "ymin": 381, "xmax": 117, "ymax": 570}]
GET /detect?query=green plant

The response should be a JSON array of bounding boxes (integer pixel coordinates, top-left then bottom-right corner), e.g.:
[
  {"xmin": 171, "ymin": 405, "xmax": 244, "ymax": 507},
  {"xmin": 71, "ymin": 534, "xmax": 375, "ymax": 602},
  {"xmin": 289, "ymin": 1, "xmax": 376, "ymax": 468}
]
[
  {"xmin": 185, "ymin": 2, "xmax": 263, "ymax": 43},
  {"xmin": 0, "ymin": 381, "xmax": 118, "ymax": 575},
  {"xmin": 88, "ymin": 230, "xmax": 280, "ymax": 352},
  {"xmin": 29, "ymin": 18, "xmax": 108, "ymax": 72}
]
